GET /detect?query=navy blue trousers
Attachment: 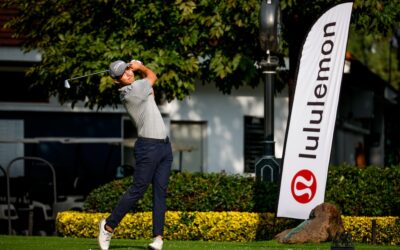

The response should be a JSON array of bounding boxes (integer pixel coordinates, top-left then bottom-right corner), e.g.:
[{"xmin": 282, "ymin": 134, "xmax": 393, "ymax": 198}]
[{"xmin": 106, "ymin": 137, "xmax": 173, "ymax": 236}]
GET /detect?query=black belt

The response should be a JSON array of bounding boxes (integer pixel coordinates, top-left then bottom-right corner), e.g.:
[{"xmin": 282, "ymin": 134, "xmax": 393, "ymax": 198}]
[{"xmin": 138, "ymin": 136, "xmax": 169, "ymax": 143}]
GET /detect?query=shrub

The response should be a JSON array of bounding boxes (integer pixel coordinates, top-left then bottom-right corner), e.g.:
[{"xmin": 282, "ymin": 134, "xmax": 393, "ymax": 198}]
[
  {"xmin": 342, "ymin": 216, "xmax": 400, "ymax": 245},
  {"xmin": 56, "ymin": 211, "xmax": 400, "ymax": 244},
  {"xmin": 83, "ymin": 171, "xmax": 279, "ymax": 213},
  {"xmin": 56, "ymin": 211, "xmax": 297, "ymax": 241},
  {"xmin": 326, "ymin": 165, "xmax": 400, "ymax": 216},
  {"xmin": 84, "ymin": 165, "xmax": 400, "ymax": 216}
]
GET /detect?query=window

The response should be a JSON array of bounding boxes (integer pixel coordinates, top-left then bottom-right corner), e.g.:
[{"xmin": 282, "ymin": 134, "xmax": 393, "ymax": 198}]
[
  {"xmin": 0, "ymin": 119, "xmax": 24, "ymax": 176},
  {"xmin": 121, "ymin": 117, "xmax": 137, "ymax": 168},
  {"xmin": 0, "ymin": 70, "xmax": 48, "ymax": 103},
  {"xmin": 244, "ymin": 116, "xmax": 264, "ymax": 173},
  {"xmin": 170, "ymin": 121, "xmax": 207, "ymax": 173}
]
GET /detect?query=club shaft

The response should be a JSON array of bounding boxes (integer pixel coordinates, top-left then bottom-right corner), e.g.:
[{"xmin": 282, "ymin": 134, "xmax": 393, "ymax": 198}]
[{"xmin": 68, "ymin": 70, "xmax": 109, "ymax": 81}]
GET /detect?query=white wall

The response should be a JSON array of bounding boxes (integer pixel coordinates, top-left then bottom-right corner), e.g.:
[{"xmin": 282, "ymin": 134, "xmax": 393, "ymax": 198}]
[{"xmin": 161, "ymin": 82, "xmax": 289, "ymax": 174}]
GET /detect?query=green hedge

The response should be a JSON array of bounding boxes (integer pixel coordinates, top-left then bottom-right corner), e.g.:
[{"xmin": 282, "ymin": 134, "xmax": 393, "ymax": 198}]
[
  {"xmin": 84, "ymin": 171, "xmax": 279, "ymax": 213},
  {"xmin": 83, "ymin": 165, "xmax": 400, "ymax": 216},
  {"xmin": 325, "ymin": 165, "xmax": 400, "ymax": 216}
]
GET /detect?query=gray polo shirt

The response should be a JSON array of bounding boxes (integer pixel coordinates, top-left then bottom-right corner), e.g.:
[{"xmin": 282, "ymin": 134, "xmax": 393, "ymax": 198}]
[{"xmin": 119, "ymin": 79, "xmax": 167, "ymax": 139}]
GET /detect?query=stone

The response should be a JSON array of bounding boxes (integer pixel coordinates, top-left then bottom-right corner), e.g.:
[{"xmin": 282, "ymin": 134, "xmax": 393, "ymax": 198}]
[{"xmin": 275, "ymin": 202, "xmax": 344, "ymax": 243}]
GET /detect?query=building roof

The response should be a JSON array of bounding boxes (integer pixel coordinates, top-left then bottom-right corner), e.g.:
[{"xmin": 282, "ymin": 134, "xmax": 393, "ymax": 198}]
[{"xmin": 0, "ymin": 3, "xmax": 24, "ymax": 46}]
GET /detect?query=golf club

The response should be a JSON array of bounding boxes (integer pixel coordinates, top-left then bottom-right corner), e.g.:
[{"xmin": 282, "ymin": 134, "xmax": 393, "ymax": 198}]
[{"xmin": 64, "ymin": 70, "xmax": 109, "ymax": 88}]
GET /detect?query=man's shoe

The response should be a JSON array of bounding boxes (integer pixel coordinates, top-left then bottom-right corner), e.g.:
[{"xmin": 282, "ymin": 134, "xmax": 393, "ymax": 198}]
[
  {"xmin": 98, "ymin": 219, "xmax": 113, "ymax": 250},
  {"xmin": 148, "ymin": 237, "xmax": 163, "ymax": 250}
]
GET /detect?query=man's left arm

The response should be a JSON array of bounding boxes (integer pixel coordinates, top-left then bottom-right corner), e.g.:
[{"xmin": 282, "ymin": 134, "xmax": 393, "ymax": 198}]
[{"xmin": 129, "ymin": 60, "xmax": 157, "ymax": 86}]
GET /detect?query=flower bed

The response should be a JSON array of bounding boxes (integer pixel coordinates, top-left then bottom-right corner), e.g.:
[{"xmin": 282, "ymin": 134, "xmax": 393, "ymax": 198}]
[{"xmin": 56, "ymin": 211, "xmax": 399, "ymax": 245}]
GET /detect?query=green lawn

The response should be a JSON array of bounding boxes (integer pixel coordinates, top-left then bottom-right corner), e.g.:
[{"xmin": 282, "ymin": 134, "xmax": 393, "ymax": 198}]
[{"xmin": 0, "ymin": 235, "xmax": 397, "ymax": 250}]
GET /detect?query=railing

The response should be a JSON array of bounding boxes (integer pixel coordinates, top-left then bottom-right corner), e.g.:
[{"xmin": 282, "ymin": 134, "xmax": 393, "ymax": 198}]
[{"xmin": 6, "ymin": 157, "xmax": 57, "ymax": 235}]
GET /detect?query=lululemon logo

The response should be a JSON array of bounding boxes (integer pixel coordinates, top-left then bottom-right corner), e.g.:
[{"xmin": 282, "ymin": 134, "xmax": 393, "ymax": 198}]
[{"xmin": 291, "ymin": 169, "xmax": 317, "ymax": 204}]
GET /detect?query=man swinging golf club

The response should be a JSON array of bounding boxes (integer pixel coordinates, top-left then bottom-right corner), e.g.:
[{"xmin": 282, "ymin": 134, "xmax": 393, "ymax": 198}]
[{"xmin": 97, "ymin": 59, "xmax": 173, "ymax": 250}]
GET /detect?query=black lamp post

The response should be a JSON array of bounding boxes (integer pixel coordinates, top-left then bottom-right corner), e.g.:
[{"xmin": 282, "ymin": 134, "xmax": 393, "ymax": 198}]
[{"xmin": 255, "ymin": 0, "xmax": 280, "ymax": 182}]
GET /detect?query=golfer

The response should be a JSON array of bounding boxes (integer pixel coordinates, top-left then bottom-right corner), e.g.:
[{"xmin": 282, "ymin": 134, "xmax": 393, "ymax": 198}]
[{"xmin": 98, "ymin": 59, "xmax": 173, "ymax": 250}]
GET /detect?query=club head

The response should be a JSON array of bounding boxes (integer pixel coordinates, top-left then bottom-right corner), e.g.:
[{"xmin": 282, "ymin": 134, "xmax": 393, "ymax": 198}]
[{"xmin": 64, "ymin": 80, "xmax": 71, "ymax": 89}]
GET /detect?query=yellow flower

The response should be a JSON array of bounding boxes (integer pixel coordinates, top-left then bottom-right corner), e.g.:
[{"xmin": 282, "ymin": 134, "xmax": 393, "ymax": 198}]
[{"xmin": 56, "ymin": 211, "xmax": 399, "ymax": 243}]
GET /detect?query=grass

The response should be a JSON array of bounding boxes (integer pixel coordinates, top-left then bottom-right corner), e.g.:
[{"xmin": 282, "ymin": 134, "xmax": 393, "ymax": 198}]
[{"xmin": 0, "ymin": 235, "xmax": 398, "ymax": 250}]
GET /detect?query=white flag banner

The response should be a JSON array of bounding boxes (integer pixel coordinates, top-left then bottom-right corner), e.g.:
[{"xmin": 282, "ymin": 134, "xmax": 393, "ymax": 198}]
[{"xmin": 277, "ymin": 2, "xmax": 353, "ymax": 219}]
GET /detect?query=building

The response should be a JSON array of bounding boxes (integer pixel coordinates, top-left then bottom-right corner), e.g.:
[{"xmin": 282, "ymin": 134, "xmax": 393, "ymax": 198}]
[{"xmin": 1, "ymin": 50, "xmax": 398, "ymax": 194}]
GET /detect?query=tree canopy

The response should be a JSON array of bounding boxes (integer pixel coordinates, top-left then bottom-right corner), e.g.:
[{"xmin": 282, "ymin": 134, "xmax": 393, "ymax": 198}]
[{"xmin": 2, "ymin": 0, "xmax": 399, "ymax": 109}]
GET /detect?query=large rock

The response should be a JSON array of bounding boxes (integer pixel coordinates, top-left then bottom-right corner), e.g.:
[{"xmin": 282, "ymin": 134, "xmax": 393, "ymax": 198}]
[{"xmin": 275, "ymin": 202, "xmax": 344, "ymax": 243}]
